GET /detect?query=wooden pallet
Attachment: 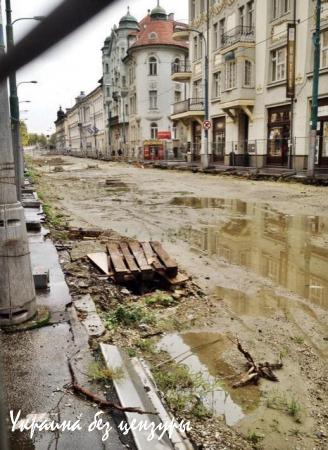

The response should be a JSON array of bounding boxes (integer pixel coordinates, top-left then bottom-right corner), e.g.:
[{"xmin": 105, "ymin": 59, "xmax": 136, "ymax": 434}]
[{"xmin": 102, "ymin": 240, "xmax": 187, "ymax": 285}]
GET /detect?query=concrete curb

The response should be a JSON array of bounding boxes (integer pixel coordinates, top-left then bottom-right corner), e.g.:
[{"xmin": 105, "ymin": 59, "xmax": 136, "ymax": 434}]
[{"xmin": 100, "ymin": 343, "xmax": 193, "ymax": 450}]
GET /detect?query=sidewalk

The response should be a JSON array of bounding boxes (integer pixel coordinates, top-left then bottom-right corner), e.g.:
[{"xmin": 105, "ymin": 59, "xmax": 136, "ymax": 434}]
[{"xmin": 0, "ymin": 201, "xmax": 128, "ymax": 449}]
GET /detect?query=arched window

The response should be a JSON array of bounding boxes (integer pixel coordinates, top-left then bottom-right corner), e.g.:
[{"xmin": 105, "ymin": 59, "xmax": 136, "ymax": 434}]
[
  {"xmin": 149, "ymin": 32, "xmax": 157, "ymax": 40},
  {"xmin": 150, "ymin": 122, "xmax": 158, "ymax": 139},
  {"xmin": 244, "ymin": 60, "xmax": 252, "ymax": 87},
  {"xmin": 149, "ymin": 56, "xmax": 157, "ymax": 76},
  {"xmin": 173, "ymin": 57, "xmax": 181, "ymax": 72}
]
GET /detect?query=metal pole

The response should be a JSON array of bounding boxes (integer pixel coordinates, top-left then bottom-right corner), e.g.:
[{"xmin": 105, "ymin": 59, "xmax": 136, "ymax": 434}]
[
  {"xmin": 289, "ymin": 0, "xmax": 297, "ymax": 169},
  {"xmin": 307, "ymin": 0, "xmax": 321, "ymax": 177},
  {"xmin": 201, "ymin": 0, "xmax": 209, "ymax": 169},
  {"xmin": 5, "ymin": 0, "xmax": 21, "ymax": 199},
  {"xmin": 122, "ymin": 95, "xmax": 126, "ymax": 157}
]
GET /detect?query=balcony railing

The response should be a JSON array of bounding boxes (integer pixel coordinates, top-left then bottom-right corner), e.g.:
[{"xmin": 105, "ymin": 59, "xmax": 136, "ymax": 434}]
[
  {"xmin": 172, "ymin": 98, "xmax": 204, "ymax": 115},
  {"xmin": 171, "ymin": 62, "xmax": 191, "ymax": 75},
  {"xmin": 221, "ymin": 25, "xmax": 255, "ymax": 48}
]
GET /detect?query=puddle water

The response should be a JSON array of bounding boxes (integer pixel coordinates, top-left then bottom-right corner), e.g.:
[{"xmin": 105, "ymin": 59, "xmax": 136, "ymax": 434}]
[
  {"xmin": 171, "ymin": 197, "xmax": 328, "ymax": 310},
  {"xmin": 158, "ymin": 331, "xmax": 260, "ymax": 426}
]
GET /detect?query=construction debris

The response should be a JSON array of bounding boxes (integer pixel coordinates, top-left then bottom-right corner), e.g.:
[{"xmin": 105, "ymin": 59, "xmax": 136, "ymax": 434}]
[
  {"xmin": 88, "ymin": 240, "xmax": 188, "ymax": 286},
  {"xmin": 233, "ymin": 338, "xmax": 283, "ymax": 388}
]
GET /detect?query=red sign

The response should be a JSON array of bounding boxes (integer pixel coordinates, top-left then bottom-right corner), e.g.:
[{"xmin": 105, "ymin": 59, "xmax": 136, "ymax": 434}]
[
  {"xmin": 203, "ymin": 120, "xmax": 212, "ymax": 130},
  {"xmin": 157, "ymin": 131, "xmax": 171, "ymax": 140}
]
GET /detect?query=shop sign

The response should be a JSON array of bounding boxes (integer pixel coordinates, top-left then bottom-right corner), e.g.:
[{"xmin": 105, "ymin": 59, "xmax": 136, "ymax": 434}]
[{"xmin": 157, "ymin": 131, "xmax": 171, "ymax": 140}]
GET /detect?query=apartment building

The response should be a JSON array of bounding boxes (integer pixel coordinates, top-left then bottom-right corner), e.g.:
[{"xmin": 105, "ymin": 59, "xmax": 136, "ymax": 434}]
[
  {"xmin": 102, "ymin": 4, "xmax": 188, "ymax": 160},
  {"xmin": 55, "ymin": 86, "xmax": 106, "ymax": 157},
  {"xmin": 171, "ymin": 0, "xmax": 328, "ymax": 170}
]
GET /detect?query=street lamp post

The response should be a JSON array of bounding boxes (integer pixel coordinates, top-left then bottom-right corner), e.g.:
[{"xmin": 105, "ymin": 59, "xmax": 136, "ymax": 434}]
[
  {"xmin": 307, "ymin": 0, "xmax": 322, "ymax": 177},
  {"xmin": 5, "ymin": 0, "xmax": 42, "ymax": 198}
]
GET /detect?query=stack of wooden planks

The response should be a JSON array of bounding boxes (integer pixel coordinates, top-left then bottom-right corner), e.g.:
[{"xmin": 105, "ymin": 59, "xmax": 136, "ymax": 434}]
[{"xmin": 88, "ymin": 240, "xmax": 188, "ymax": 286}]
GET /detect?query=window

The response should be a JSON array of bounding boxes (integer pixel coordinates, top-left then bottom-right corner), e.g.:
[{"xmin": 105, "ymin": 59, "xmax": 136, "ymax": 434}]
[
  {"xmin": 106, "ymin": 87, "xmax": 110, "ymax": 97},
  {"xmin": 149, "ymin": 32, "xmax": 157, "ymax": 39},
  {"xmin": 174, "ymin": 90, "xmax": 182, "ymax": 102},
  {"xmin": 105, "ymin": 63, "xmax": 109, "ymax": 74},
  {"xmin": 193, "ymin": 36, "xmax": 198, "ymax": 60},
  {"xmin": 173, "ymin": 57, "xmax": 180, "ymax": 72},
  {"xmin": 149, "ymin": 90, "xmax": 157, "ymax": 109},
  {"xmin": 193, "ymin": 80, "xmax": 202, "ymax": 99},
  {"xmin": 272, "ymin": 0, "xmax": 289, "ymax": 20},
  {"xmin": 239, "ymin": 6, "xmax": 245, "ymax": 28},
  {"xmin": 130, "ymin": 94, "xmax": 137, "ymax": 114},
  {"xmin": 321, "ymin": 30, "xmax": 328, "ymax": 68},
  {"xmin": 219, "ymin": 18, "xmax": 225, "ymax": 46},
  {"xmin": 271, "ymin": 47, "xmax": 286, "ymax": 82},
  {"xmin": 213, "ymin": 71, "xmax": 221, "ymax": 98},
  {"xmin": 225, "ymin": 60, "xmax": 236, "ymax": 89},
  {"xmin": 247, "ymin": 1, "xmax": 254, "ymax": 27},
  {"xmin": 244, "ymin": 60, "xmax": 252, "ymax": 87},
  {"xmin": 150, "ymin": 122, "xmax": 158, "ymax": 139},
  {"xmin": 149, "ymin": 56, "xmax": 157, "ymax": 76},
  {"xmin": 213, "ymin": 23, "xmax": 218, "ymax": 50}
]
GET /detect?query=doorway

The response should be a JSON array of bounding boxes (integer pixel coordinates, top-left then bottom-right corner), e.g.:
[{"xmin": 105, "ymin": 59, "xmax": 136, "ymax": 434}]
[{"xmin": 267, "ymin": 106, "xmax": 290, "ymax": 166}]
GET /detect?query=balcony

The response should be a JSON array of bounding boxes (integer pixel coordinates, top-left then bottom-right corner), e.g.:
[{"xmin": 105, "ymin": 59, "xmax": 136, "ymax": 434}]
[
  {"xmin": 171, "ymin": 98, "xmax": 204, "ymax": 120},
  {"xmin": 221, "ymin": 26, "xmax": 255, "ymax": 53},
  {"xmin": 171, "ymin": 62, "xmax": 192, "ymax": 82}
]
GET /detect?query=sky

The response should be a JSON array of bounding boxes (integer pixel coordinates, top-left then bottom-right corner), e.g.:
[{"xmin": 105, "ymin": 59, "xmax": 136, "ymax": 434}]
[{"xmin": 1, "ymin": 0, "xmax": 188, "ymax": 134}]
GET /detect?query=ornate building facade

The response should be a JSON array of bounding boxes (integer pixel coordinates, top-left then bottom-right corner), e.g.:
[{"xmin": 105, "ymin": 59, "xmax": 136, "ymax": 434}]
[
  {"xmin": 171, "ymin": 0, "xmax": 328, "ymax": 169},
  {"xmin": 102, "ymin": 4, "xmax": 188, "ymax": 160}
]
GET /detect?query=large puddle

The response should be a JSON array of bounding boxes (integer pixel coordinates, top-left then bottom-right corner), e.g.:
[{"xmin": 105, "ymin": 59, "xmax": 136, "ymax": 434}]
[
  {"xmin": 158, "ymin": 331, "xmax": 260, "ymax": 426},
  {"xmin": 171, "ymin": 197, "xmax": 328, "ymax": 310}
]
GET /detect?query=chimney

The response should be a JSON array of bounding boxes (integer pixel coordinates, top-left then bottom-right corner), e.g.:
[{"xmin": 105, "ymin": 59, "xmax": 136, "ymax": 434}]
[{"xmin": 168, "ymin": 13, "xmax": 174, "ymax": 21}]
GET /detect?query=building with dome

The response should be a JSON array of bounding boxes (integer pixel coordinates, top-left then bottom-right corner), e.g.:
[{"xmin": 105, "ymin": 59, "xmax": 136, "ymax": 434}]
[{"xmin": 102, "ymin": 3, "xmax": 189, "ymax": 160}]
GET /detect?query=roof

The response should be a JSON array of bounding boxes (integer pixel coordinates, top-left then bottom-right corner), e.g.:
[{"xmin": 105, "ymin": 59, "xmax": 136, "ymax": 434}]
[
  {"xmin": 128, "ymin": 14, "xmax": 188, "ymax": 51},
  {"xmin": 118, "ymin": 7, "xmax": 139, "ymax": 30}
]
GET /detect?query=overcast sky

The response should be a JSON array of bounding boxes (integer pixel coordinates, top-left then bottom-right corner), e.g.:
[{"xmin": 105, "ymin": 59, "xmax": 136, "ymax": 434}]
[{"xmin": 1, "ymin": 0, "xmax": 188, "ymax": 134}]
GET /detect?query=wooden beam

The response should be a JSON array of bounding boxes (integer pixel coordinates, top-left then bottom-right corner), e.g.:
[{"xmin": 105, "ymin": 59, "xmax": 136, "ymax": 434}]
[
  {"xmin": 150, "ymin": 241, "xmax": 178, "ymax": 277},
  {"xmin": 128, "ymin": 242, "xmax": 153, "ymax": 280},
  {"xmin": 119, "ymin": 243, "xmax": 140, "ymax": 275}
]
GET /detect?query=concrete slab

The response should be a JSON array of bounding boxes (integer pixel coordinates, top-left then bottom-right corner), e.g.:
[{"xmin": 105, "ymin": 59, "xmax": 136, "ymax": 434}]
[
  {"xmin": 74, "ymin": 294, "xmax": 97, "ymax": 314},
  {"xmin": 81, "ymin": 313, "xmax": 106, "ymax": 337}
]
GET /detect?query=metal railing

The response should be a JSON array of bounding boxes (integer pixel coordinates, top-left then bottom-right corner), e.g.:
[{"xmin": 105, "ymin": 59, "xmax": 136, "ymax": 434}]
[
  {"xmin": 221, "ymin": 25, "xmax": 255, "ymax": 48},
  {"xmin": 171, "ymin": 62, "xmax": 191, "ymax": 75},
  {"xmin": 172, "ymin": 98, "xmax": 204, "ymax": 115}
]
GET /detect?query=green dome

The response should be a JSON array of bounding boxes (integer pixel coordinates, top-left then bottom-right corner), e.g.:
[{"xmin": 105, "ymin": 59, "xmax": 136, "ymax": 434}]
[
  {"xmin": 119, "ymin": 7, "xmax": 139, "ymax": 30},
  {"xmin": 150, "ymin": 2, "xmax": 167, "ymax": 20}
]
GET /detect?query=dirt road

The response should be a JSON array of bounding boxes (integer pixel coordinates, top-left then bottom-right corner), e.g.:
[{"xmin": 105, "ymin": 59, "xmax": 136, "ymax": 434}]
[{"xmin": 30, "ymin": 154, "xmax": 328, "ymax": 450}]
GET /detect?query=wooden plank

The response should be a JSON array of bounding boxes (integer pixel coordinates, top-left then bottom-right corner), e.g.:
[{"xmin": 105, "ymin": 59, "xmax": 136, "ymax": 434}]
[
  {"xmin": 87, "ymin": 252, "xmax": 109, "ymax": 275},
  {"xmin": 107, "ymin": 243, "xmax": 130, "ymax": 281},
  {"xmin": 128, "ymin": 242, "xmax": 153, "ymax": 280},
  {"xmin": 162, "ymin": 271, "xmax": 189, "ymax": 286},
  {"xmin": 119, "ymin": 242, "xmax": 140, "ymax": 274},
  {"xmin": 140, "ymin": 242, "xmax": 165, "ymax": 271},
  {"xmin": 150, "ymin": 241, "xmax": 178, "ymax": 276}
]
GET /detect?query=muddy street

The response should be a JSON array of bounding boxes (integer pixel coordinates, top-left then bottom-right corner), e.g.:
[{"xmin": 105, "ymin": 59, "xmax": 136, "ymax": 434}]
[{"xmin": 30, "ymin": 154, "xmax": 328, "ymax": 450}]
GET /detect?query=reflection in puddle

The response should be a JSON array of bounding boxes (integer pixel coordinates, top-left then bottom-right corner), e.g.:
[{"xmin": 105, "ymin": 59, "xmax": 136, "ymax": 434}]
[
  {"xmin": 172, "ymin": 197, "xmax": 328, "ymax": 310},
  {"xmin": 158, "ymin": 332, "xmax": 260, "ymax": 426}
]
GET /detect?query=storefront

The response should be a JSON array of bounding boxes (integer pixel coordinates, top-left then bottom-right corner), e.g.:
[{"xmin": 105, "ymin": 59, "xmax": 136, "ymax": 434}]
[
  {"xmin": 143, "ymin": 140, "xmax": 164, "ymax": 160},
  {"xmin": 267, "ymin": 105, "xmax": 291, "ymax": 166},
  {"xmin": 317, "ymin": 98, "xmax": 328, "ymax": 167},
  {"xmin": 212, "ymin": 117, "xmax": 225, "ymax": 163}
]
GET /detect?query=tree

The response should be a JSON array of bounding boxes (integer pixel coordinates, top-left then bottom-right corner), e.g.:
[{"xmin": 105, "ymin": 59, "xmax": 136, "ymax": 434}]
[{"xmin": 20, "ymin": 121, "xmax": 29, "ymax": 147}]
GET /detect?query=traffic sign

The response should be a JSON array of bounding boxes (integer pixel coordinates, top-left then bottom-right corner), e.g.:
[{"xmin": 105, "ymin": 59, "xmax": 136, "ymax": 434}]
[{"xmin": 203, "ymin": 120, "xmax": 212, "ymax": 130}]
